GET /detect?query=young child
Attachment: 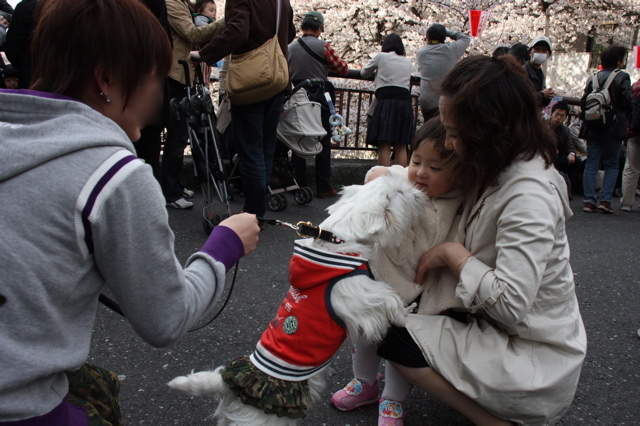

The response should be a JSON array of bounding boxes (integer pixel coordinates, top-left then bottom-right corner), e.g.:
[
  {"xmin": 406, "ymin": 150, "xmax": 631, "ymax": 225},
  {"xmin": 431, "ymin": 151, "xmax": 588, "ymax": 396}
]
[
  {"xmin": 192, "ymin": 0, "xmax": 216, "ymax": 27},
  {"xmin": 331, "ymin": 117, "xmax": 468, "ymax": 425}
]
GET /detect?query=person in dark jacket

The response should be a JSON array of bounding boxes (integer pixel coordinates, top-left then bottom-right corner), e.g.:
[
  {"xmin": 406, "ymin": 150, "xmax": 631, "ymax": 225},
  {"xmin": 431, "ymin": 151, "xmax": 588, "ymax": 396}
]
[
  {"xmin": 4, "ymin": 0, "xmax": 37, "ymax": 88},
  {"xmin": 191, "ymin": 0, "xmax": 296, "ymax": 217},
  {"xmin": 549, "ymin": 102, "xmax": 583, "ymax": 175},
  {"xmin": 581, "ymin": 45, "xmax": 633, "ymax": 213},
  {"xmin": 523, "ymin": 36, "xmax": 555, "ymax": 108}
]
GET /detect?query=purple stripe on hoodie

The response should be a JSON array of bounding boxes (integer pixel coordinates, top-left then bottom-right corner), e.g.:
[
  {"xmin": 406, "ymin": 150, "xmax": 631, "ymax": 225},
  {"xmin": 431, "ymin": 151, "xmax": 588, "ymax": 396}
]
[
  {"xmin": 199, "ymin": 225, "xmax": 244, "ymax": 273},
  {"xmin": 82, "ymin": 155, "xmax": 137, "ymax": 254}
]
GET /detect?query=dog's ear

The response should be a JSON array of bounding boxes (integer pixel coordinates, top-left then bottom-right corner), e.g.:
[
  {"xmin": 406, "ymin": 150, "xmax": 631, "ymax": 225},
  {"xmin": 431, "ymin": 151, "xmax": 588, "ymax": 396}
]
[{"xmin": 322, "ymin": 174, "xmax": 426, "ymax": 247}]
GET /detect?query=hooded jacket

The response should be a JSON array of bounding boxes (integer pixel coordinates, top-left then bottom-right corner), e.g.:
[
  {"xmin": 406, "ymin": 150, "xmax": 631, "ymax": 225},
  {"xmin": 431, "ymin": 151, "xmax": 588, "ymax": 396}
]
[{"xmin": 0, "ymin": 90, "xmax": 241, "ymax": 421}]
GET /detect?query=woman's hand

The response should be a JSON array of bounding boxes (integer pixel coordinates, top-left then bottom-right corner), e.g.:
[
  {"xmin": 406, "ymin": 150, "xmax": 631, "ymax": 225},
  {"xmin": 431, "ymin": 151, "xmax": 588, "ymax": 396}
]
[
  {"xmin": 219, "ymin": 213, "xmax": 260, "ymax": 255},
  {"xmin": 414, "ymin": 242, "xmax": 470, "ymax": 284}
]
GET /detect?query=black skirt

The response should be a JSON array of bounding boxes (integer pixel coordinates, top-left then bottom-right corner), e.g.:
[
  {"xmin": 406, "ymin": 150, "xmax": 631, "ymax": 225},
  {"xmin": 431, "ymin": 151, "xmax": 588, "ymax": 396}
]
[{"xmin": 366, "ymin": 87, "xmax": 414, "ymax": 147}]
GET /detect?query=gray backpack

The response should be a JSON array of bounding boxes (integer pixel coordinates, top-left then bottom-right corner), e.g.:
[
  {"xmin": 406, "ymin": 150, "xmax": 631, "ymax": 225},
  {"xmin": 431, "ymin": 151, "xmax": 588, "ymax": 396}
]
[{"xmin": 584, "ymin": 69, "xmax": 620, "ymax": 129}]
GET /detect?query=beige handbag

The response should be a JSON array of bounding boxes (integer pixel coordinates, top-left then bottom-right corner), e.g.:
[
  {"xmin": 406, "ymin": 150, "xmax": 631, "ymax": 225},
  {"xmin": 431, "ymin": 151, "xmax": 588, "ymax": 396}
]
[{"xmin": 226, "ymin": 0, "xmax": 289, "ymax": 105}]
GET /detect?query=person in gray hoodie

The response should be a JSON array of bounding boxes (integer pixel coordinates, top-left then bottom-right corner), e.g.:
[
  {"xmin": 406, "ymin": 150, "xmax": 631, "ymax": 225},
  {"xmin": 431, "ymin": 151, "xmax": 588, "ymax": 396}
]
[
  {"xmin": 415, "ymin": 24, "xmax": 470, "ymax": 122},
  {"xmin": 0, "ymin": 0, "xmax": 259, "ymax": 423}
]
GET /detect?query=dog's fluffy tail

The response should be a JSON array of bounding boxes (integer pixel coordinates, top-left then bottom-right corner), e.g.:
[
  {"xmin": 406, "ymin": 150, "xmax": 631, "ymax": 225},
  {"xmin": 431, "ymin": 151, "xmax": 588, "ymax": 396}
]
[
  {"xmin": 331, "ymin": 275, "xmax": 407, "ymax": 344},
  {"xmin": 167, "ymin": 366, "xmax": 226, "ymax": 396}
]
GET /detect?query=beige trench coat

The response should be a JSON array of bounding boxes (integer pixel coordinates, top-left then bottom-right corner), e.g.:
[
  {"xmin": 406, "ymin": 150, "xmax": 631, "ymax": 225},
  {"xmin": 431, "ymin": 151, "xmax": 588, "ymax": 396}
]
[{"xmin": 406, "ymin": 156, "xmax": 587, "ymax": 425}]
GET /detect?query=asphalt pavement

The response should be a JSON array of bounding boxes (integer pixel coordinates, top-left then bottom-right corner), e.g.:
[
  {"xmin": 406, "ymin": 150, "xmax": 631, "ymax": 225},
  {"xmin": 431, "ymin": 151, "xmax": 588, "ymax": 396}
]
[{"xmin": 89, "ymin": 188, "xmax": 640, "ymax": 425}]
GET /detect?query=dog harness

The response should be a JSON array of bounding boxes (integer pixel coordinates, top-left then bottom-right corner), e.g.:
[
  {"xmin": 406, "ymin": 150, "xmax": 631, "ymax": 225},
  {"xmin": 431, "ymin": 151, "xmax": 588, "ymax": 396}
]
[{"xmin": 250, "ymin": 240, "xmax": 370, "ymax": 381}]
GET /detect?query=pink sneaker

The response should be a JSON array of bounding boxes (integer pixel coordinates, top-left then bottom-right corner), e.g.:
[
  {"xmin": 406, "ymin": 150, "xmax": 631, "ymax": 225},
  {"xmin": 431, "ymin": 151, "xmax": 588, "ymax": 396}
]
[
  {"xmin": 378, "ymin": 398, "xmax": 405, "ymax": 426},
  {"xmin": 330, "ymin": 376, "xmax": 380, "ymax": 411}
]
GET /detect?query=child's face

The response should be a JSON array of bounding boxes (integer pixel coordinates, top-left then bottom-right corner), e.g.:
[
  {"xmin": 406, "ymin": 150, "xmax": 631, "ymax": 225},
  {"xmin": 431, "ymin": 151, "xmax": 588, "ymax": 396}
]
[
  {"xmin": 4, "ymin": 76, "xmax": 18, "ymax": 89},
  {"xmin": 201, "ymin": 2, "xmax": 216, "ymax": 19},
  {"xmin": 408, "ymin": 139, "xmax": 456, "ymax": 197}
]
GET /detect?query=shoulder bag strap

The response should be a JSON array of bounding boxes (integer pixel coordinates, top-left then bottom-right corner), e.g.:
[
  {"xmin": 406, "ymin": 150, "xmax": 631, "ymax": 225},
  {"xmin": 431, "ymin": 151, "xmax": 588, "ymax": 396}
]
[
  {"xmin": 297, "ymin": 37, "xmax": 328, "ymax": 65},
  {"xmin": 275, "ymin": 0, "xmax": 281, "ymax": 36}
]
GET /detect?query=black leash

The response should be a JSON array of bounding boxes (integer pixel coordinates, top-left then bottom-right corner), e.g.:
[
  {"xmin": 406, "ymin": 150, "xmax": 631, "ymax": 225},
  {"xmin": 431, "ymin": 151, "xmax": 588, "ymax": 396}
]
[{"xmin": 258, "ymin": 218, "xmax": 345, "ymax": 244}]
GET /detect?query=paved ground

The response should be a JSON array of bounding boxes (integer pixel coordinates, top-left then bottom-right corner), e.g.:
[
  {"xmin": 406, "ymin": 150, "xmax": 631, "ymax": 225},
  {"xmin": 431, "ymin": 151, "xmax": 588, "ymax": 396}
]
[{"xmin": 89, "ymin": 187, "xmax": 640, "ymax": 425}]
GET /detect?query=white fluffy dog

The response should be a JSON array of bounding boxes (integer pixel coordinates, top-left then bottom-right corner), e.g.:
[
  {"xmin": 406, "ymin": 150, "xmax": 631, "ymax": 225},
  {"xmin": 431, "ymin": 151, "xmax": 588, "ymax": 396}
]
[{"xmin": 168, "ymin": 174, "xmax": 427, "ymax": 425}]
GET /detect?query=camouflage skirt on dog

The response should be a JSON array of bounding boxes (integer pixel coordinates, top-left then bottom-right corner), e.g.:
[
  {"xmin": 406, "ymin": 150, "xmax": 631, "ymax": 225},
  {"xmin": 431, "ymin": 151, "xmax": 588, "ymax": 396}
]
[
  {"xmin": 66, "ymin": 363, "xmax": 122, "ymax": 425},
  {"xmin": 221, "ymin": 356, "xmax": 311, "ymax": 419}
]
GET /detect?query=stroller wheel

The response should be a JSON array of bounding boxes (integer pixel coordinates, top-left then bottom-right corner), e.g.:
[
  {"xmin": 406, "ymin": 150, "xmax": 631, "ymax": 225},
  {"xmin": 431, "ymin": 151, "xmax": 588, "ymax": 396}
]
[
  {"xmin": 268, "ymin": 193, "xmax": 287, "ymax": 212},
  {"xmin": 202, "ymin": 212, "xmax": 221, "ymax": 235},
  {"xmin": 293, "ymin": 188, "xmax": 309, "ymax": 205},
  {"xmin": 303, "ymin": 187, "xmax": 314, "ymax": 204}
]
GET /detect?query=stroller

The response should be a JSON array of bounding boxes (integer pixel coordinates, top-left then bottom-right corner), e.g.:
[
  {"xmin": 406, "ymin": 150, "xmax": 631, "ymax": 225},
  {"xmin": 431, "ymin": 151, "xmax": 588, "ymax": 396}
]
[
  {"xmin": 265, "ymin": 79, "xmax": 327, "ymax": 212},
  {"xmin": 171, "ymin": 60, "xmax": 232, "ymax": 235}
]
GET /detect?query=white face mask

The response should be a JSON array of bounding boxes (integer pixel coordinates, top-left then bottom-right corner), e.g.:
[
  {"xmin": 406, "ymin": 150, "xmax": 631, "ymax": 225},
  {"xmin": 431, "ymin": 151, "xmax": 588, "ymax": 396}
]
[{"xmin": 532, "ymin": 53, "xmax": 547, "ymax": 65}]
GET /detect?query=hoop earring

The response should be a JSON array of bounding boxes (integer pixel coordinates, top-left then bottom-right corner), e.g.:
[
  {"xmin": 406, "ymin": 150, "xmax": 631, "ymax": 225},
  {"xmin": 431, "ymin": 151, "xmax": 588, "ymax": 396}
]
[{"xmin": 100, "ymin": 92, "xmax": 112, "ymax": 103}]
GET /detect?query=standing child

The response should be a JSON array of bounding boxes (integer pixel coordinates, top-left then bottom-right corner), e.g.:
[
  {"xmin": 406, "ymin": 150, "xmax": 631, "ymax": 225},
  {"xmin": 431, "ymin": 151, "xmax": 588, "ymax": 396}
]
[
  {"xmin": 331, "ymin": 118, "xmax": 467, "ymax": 425},
  {"xmin": 192, "ymin": 0, "xmax": 216, "ymax": 27},
  {"xmin": 361, "ymin": 34, "xmax": 414, "ymax": 167}
]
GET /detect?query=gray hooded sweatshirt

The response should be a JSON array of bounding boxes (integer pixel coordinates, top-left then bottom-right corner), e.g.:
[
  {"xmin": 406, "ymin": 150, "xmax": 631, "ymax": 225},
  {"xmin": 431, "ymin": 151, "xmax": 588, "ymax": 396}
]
[{"xmin": 0, "ymin": 90, "xmax": 242, "ymax": 421}]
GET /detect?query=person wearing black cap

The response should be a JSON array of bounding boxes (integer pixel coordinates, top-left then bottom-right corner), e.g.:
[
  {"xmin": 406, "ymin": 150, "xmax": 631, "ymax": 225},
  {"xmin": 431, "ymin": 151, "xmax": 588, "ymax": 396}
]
[
  {"xmin": 287, "ymin": 10, "xmax": 348, "ymax": 199},
  {"xmin": 524, "ymin": 35, "xmax": 555, "ymax": 108}
]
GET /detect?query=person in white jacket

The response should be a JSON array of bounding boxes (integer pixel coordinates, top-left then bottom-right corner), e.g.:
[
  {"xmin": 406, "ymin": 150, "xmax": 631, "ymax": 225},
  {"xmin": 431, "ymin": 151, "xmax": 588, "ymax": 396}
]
[{"xmin": 376, "ymin": 55, "xmax": 587, "ymax": 425}]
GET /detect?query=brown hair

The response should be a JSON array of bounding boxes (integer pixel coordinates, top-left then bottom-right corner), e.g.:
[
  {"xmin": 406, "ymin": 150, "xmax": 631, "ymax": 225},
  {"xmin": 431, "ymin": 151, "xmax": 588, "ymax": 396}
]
[
  {"xmin": 193, "ymin": 0, "xmax": 215, "ymax": 14},
  {"xmin": 439, "ymin": 54, "xmax": 556, "ymax": 187},
  {"xmin": 412, "ymin": 116, "xmax": 463, "ymax": 185},
  {"xmin": 30, "ymin": 0, "xmax": 171, "ymax": 107}
]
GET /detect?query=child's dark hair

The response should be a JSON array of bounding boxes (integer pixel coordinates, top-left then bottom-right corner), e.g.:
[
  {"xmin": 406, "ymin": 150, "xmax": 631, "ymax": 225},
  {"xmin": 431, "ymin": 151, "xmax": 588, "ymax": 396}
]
[
  {"xmin": 193, "ymin": 0, "xmax": 214, "ymax": 13},
  {"xmin": 412, "ymin": 117, "xmax": 462, "ymax": 183}
]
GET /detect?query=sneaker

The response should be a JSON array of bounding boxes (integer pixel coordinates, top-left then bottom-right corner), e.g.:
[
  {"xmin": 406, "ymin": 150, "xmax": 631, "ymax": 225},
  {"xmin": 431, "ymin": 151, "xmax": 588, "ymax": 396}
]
[
  {"xmin": 378, "ymin": 398, "xmax": 405, "ymax": 426},
  {"xmin": 182, "ymin": 188, "xmax": 195, "ymax": 198},
  {"xmin": 597, "ymin": 201, "xmax": 614, "ymax": 214},
  {"xmin": 583, "ymin": 202, "xmax": 597, "ymax": 212},
  {"xmin": 330, "ymin": 377, "xmax": 380, "ymax": 411},
  {"xmin": 166, "ymin": 198, "xmax": 194, "ymax": 209},
  {"xmin": 621, "ymin": 204, "xmax": 632, "ymax": 212}
]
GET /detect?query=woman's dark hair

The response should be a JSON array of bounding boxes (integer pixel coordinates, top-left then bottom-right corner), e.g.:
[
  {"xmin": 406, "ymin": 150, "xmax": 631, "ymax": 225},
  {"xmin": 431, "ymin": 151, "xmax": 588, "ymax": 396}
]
[
  {"xmin": 30, "ymin": 0, "xmax": 171, "ymax": 107},
  {"xmin": 411, "ymin": 117, "xmax": 463, "ymax": 185},
  {"xmin": 600, "ymin": 45, "xmax": 628, "ymax": 69},
  {"xmin": 439, "ymin": 54, "xmax": 556, "ymax": 187},
  {"xmin": 426, "ymin": 24, "xmax": 446, "ymax": 43},
  {"xmin": 492, "ymin": 46, "xmax": 509, "ymax": 59},
  {"xmin": 301, "ymin": 17, "xmax": 322, "ymax": 32},
  {"xmin": 381, "ymin": 33, "xmax": 405, "ymax": 56},
  {"xmin": 193, "ymin": 0, "xmax": 215, "ymax": 14},
  {"xmin": 508, "ymin": 42, "xmax": 529, "ymax": 65}
]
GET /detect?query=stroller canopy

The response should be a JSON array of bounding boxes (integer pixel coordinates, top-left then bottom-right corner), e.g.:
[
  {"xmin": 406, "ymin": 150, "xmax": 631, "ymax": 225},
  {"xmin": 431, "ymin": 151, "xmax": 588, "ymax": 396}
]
[{"xmin": 277, "ymin": 88, "xmax": 326, "ymax": 157}]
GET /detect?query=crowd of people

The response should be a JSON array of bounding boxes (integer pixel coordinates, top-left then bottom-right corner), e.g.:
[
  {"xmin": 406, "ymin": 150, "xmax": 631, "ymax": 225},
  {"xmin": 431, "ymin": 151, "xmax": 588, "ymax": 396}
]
[{"xmin": 0, "ymin": 0, "xmax": 638, "ymax": 424}]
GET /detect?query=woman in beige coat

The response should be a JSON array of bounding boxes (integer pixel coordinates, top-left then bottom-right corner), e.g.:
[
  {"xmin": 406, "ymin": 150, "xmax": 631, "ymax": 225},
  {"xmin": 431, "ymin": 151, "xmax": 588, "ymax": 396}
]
[{"xmin": 377, "ymin": 55, "xmax": 587, "ymax": 425}]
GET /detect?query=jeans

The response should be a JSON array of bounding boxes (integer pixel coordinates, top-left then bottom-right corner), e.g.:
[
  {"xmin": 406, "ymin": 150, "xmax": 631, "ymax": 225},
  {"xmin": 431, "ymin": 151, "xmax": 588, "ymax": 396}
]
[
  {"xmin": 582, "ymin": 136, "xmax": 622, "ymax": 204},
  {"xmin": 160, "ymin": 78, "xmax": 189, "ymax": 202},
  {"xmin": 231, "ymin": 92, "xmax": 285, "ymax": 217},
  {"xmin": 621, "ymin": 136, "xmax": 640, "ymax": 206}
]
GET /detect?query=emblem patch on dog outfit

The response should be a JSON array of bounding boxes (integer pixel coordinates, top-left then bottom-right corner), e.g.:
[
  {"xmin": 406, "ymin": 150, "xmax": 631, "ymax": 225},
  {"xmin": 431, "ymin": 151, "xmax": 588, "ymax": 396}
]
[{"xmin": 282, "ymin": 315, "xmax": 298, "ymax": 334}]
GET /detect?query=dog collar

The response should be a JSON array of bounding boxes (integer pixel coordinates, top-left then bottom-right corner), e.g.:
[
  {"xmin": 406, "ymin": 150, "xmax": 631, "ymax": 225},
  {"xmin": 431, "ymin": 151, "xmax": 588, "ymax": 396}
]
[{"xmin": 296, "ymin": 221, "xmax": 345, "ymax": 244}]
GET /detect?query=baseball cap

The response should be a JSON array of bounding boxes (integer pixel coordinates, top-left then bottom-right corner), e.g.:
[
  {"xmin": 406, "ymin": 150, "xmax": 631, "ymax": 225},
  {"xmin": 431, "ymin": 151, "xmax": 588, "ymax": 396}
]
[
  {"xmin": 304, "ymin": 11, "xmax": 324, "ymax": 25},
  {"xmin": 530, "ymin": 35, "xmax": 552, "ymax": 54}
]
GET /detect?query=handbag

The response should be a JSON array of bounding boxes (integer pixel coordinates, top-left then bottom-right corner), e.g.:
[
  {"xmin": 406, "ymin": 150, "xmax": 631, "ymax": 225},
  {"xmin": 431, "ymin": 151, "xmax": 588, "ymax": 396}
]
[{"xmin": 226, "ymin": 0, "xmax": 289, "ymax": 106}]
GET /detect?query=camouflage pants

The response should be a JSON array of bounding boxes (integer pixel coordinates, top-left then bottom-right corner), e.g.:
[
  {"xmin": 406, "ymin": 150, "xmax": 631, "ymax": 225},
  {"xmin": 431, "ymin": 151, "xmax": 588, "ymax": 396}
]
[{"xmin": 66, "ymin": 363, "xmax": 122, "ymax": 426}]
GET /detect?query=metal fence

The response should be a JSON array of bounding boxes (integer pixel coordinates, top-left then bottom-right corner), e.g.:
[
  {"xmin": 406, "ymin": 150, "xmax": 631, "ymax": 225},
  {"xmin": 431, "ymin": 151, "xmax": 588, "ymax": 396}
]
[{"xmin": 328, "ymin": 70, "xmax": 422, "ymax": 156}]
